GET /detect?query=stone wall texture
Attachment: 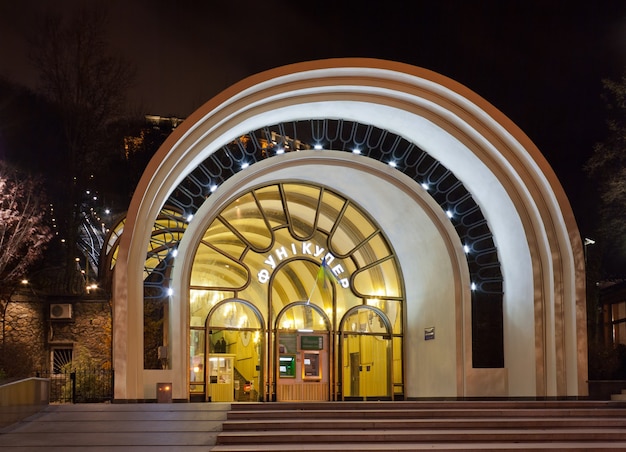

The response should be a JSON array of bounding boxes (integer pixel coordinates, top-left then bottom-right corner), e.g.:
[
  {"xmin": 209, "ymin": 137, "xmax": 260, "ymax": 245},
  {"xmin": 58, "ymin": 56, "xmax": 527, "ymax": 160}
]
[{"xmin": 1, "ymin": 290, "xmax": 111, "ymax": 376}]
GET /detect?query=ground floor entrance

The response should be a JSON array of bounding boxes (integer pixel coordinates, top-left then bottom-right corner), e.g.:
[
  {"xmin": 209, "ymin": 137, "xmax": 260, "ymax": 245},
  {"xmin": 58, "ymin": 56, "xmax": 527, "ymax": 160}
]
[
  {"xmin": 186, "ymin": 182, "xmax": 404, "ymax": 402},
  {"xmin": 190, "ymin": 300, "xmax": 398, "ymax": 402}
]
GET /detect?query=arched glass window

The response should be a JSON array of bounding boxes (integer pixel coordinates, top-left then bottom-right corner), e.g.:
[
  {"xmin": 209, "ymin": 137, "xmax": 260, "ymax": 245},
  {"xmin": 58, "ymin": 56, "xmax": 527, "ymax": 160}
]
[{"xmin": 188, "ymin": 182, "xmax": 404, "ymax": 401}]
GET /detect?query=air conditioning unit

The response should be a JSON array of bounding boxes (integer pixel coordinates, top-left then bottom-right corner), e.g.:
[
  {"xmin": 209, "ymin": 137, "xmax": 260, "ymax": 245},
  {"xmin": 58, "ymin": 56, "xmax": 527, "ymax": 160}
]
[{"xmin": 50, "ymin": 303, "xmax": 72, "ymax": 320}]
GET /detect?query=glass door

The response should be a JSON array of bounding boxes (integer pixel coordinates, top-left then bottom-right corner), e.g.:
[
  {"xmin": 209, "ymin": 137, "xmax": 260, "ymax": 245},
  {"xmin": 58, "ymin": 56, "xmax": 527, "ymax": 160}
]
[
  {"xmin": 340, "ymin": 306, "xmax": 393, "ymax": 400},
  {"xmin": 201, "ymin": 299, "xmax": 265, "ymax": 402}
]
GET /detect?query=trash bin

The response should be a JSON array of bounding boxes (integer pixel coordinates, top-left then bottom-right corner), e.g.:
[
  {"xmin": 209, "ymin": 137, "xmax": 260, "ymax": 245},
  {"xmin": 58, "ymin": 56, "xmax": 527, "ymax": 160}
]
[{"xmin": 157, "ymin": 383, "xmax": 172, "ymax": 403}]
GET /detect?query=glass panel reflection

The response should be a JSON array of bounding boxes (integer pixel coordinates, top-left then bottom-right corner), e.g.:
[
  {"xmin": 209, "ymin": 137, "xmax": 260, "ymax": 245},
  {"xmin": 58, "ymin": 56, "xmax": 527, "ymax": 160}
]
[{"xmin": 190, "ymin": 328, "xmax": 205, "ymax": 394}]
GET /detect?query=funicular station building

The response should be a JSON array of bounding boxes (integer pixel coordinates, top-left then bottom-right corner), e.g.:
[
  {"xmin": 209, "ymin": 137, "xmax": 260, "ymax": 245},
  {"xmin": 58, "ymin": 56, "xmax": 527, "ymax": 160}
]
[{"xmin": 110, "ymin": 59, "xmax": 588, "ymax": 403}]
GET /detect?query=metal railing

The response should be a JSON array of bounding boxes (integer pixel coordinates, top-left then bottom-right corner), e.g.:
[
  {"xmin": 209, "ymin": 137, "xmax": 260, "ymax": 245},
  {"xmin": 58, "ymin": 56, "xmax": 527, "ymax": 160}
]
[{"xmin": 35, "ymin": 368, "xmax": 113, "ymax": 403}]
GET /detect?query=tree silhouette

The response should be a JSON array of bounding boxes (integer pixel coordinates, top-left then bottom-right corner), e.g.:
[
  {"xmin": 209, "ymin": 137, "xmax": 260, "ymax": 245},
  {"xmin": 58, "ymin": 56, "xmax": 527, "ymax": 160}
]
[
  {"xmin": 28, "ymin": 6, "xmax": 134, "ymax": 289},
  {"xmin": 585, "ymin": 73, "xmax": 626, "ymax": 277},
  {"xmin": 584, "ymin": 73, "xmax": 626, "ymax": 359}
]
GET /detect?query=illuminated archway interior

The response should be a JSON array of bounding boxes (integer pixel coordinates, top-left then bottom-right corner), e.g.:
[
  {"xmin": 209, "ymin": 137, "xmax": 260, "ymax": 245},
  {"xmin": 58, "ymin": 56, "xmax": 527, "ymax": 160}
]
[{"xmin": 188, "ymin": 182, "xmax": 403, "ymax": 401}]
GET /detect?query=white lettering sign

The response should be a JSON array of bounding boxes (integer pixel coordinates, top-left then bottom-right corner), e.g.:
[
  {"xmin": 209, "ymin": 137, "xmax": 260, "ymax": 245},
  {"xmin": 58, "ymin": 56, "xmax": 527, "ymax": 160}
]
[{"xmin": 256, "ymin": 241, "xmax": 350, "ymax": 289}]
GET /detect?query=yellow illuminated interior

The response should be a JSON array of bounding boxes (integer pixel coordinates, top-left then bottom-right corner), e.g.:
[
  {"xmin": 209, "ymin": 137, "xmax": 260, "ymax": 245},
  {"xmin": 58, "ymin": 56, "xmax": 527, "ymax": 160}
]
[
  {"xmin": 190, "ymin": 183, "xmax": 401, "ymax": 308},
  {"xmin": 189, "ymin": 182, "xmax": 404, "ymax": 400}
]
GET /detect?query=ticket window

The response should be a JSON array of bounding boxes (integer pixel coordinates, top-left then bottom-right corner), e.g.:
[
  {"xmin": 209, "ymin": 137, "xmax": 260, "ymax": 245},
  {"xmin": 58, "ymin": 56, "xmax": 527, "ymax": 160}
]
[
  {"xmin": 208, "ymin": 355, "xmax": 234, "ymax": 402},
  {"xmin": 302, "ymin": 351, "xmax": 321, "ymax": 380}
]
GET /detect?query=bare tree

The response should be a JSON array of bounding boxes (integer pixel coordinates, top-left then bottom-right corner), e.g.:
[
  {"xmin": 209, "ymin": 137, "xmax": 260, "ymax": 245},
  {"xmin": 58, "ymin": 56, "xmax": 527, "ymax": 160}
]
[
  {"xmin": 28, "ymin": 6, "xmax": 135, "ymax": 288},
  {"xmin": 0, "ymin": 161, "xmax": 53, "ymax": 342}
]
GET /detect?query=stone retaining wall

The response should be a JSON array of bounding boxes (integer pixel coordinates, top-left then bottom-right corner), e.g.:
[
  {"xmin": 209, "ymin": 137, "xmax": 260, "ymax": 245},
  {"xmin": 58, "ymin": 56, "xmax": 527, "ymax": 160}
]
[{"xmin": 1, "ymin": 291, "xmax": 111, "ymax": 377}]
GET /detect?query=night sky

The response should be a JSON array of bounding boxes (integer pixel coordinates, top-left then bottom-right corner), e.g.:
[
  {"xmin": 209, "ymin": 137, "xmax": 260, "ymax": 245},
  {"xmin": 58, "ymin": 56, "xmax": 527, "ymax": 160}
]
[{"xmin": 1, "ymin": 0, "xmax": 625, "ymax": 236}]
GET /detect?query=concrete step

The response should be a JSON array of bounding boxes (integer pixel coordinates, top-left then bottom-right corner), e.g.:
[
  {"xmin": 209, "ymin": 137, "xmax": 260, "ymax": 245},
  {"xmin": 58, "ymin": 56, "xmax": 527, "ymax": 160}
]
[
  {"xmin": 217, "ymin": 428, "xmax": 626, "ymax": 445},
  {"xmin": 227, "ymin": 400, "xmax": 625, "ymax": 411},
  {"xmin": 211, "ymin": 442, "xmax": 626, "ymax": 451},
  {"xmin": 222, "ymin": 416, "xmax": 626, "ymax": 431},
  {"xmin": 226, "ymin": 407, "xmax": 626, "ymax": 420}
]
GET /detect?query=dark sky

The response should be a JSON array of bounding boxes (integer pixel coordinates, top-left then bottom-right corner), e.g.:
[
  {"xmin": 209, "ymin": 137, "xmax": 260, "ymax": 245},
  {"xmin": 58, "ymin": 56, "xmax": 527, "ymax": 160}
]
[{"xmin": 1, "ymin": 0, "xmax": 625, "ymax": 235}]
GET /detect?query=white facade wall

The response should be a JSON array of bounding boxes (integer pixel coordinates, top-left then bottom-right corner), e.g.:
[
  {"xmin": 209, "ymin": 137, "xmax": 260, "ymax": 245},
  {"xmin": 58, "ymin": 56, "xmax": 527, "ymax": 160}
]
[{"xmin": 113, "ymin": 59, "xmax": 587, "ymax": 401}]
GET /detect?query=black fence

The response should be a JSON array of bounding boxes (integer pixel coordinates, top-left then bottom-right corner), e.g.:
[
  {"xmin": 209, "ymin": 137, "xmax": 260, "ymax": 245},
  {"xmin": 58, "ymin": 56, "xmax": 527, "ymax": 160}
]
[{"xmin": 35, "ymin": 368, "xmax": 113, "ymax": 403}]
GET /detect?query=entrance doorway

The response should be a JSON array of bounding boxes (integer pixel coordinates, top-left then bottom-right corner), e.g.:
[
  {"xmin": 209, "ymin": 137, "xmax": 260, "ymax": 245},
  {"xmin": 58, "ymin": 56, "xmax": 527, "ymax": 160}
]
[
  {"xmin": 340, "ymin": 306, "xmax": 393, "ymax": 400},
  {"xmin": 192, "ymin": 299, "xmax": 265, "ymax": 402}
]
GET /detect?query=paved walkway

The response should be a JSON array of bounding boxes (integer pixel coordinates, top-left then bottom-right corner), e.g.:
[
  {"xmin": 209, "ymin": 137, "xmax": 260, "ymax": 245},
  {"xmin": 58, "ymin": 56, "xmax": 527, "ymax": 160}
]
[{"xmin": 0, "ymin": 403, "xmax": 230, "ymax": 451}]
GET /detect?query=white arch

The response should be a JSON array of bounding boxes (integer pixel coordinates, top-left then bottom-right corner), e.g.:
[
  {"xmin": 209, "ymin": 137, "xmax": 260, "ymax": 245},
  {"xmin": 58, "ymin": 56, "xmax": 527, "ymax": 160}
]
[
  {"xmin": 113, "ymin": 58, "xmax": 587, "ymax": 400},
  {"xmin": 178, "ymin": 152, "xmax": 468, "ymax": 399}
]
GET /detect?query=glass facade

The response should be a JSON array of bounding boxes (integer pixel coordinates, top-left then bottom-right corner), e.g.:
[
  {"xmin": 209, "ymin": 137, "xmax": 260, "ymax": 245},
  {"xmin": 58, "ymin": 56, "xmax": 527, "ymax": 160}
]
[
  {"xmin": 132, "ymin": 120, "xmax": 505, "ymax": 377},
  {"xmin": 188, "ymin": 182, "xmax": 404, "ymax": 401}
]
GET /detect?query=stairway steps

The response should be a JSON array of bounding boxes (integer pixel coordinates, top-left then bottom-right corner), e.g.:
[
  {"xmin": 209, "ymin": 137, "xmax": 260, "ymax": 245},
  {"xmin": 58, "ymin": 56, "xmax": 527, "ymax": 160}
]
[{"xmin": 215, "ymin": 401, "xmax": 626, "ymax": 450}]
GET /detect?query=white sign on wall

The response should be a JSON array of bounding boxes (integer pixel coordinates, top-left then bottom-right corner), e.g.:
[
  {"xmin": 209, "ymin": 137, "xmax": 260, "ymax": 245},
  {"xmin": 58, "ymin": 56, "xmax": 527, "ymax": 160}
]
[{"xmin": 257, "ymin": 241, "xmax": 350, "ymax": 288}]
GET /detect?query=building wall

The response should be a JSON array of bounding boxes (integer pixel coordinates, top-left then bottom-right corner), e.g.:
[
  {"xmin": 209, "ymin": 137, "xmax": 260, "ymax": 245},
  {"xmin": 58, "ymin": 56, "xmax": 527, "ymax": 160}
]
[
  {"xmin": 1, "ymin": 292, "xmax": 111, "ymax": 376},
  {"xmin": 48, "ymin": 301, "xmax": 112, "ymax": 368},
  {"xmin": 2, "ymin": 298, "xmax": 46, "ymax": 373},
  {"xmin": 114, "ymin": 59, "xmax": 587, "ymax": 401}
]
